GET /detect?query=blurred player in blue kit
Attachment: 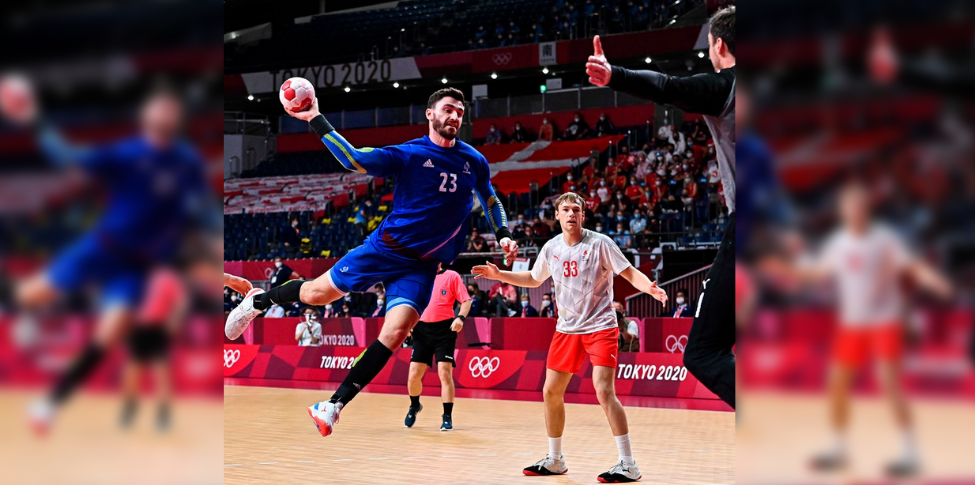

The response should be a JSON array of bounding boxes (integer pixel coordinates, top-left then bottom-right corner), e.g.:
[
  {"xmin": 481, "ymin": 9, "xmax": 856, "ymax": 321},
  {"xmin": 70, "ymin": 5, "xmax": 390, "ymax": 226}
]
[{"xmin": 0, "ymin": 75, "xmax": 211, "ymax": 433}]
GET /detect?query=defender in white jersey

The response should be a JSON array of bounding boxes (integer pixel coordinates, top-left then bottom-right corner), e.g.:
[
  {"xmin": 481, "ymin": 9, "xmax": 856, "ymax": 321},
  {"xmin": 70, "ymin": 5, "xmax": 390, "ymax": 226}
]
[
  {"xmin": 769, "ymin": 183, "xmax": 951, "ymax": 477},
  {"xmin": 473, "ymin": 193, "xmax": 667, "ymax": 483}
]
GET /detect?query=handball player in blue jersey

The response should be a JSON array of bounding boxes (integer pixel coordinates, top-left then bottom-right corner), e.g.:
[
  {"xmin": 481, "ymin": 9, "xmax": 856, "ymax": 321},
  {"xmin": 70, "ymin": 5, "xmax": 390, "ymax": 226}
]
[
  {"xmin": 225, "ymin": 87, "xmax": 518, "ymax": 437},
  {"xmin": 0, "ymin": 78, "xmax": 209, "ymax": 433}
]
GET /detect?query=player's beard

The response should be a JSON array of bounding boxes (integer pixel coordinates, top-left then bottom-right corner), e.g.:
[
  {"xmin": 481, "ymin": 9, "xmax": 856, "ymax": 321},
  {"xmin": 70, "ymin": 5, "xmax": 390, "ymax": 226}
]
[{"xmin": 433, "ymin": 117, "xmax": 458, "ymax": 140}]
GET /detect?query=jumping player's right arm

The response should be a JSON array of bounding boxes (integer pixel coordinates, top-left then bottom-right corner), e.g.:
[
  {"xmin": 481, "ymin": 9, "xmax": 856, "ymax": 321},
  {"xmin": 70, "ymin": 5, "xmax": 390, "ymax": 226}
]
[{"xmin": 288, "ymin": 97, "xmax": 409, "ymax": 177}]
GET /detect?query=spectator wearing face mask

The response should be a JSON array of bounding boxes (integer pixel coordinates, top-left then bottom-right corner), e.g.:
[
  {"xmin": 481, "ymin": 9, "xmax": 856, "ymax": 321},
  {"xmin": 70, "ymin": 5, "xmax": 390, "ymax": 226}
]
[
  {"xmin": 532, "ymin": 216, "xmax": 551, "ymax": 238},
  {"xmin": 266, "ymin": 303, "xmax": 286, "ymax": 318},
  {"xmin": 322, "ymin": 302, "xmax": 338, "ymax": 318},
  {"xmin": 615, "ymin": 145, "xmax": 630, "ymax": 166},
  {"xmin": 337, "ymin": 302, "xmax": 357, "ymax": 318},
  {"xmin": 539, "ymin": 293, "xmax": 557, "ymax": 318},
  {"xmin": 489, "ymin": 280, "xmax": 519, "ymax": 317},
  {"xmin": 669, "ymin": 289, "xmax": 692, "ymax": 317},
  {"xmin": 467, "ymin": 229, "xmax": 487, "ymax": 252},
  {"xmin": 586, "ymin": 190, "xmax": 602, "ymax": 213},
  {"xmin": 564, "ymin": 113, "xmax": 591, "ymax": 140},
  {"xmin": 625, "ymin": 177, "xmax": 643, "ymax": 203},
  {"xmin": 522, "ymin": 225, "xmax": 539, "ymax": 248},
  {"xmin": 485, "ymin": 123, "xmax": 503, "ymax": 145},
  {"xmin": 538, "ymin": 118, "xmax": 555, "ymax": 141},
  {"xmin": 662, "ymin": 143, "xmax": 676, "ymax": 165},
  {"xmin": 611, "ymin": 222, "xmax": 632, "ymax": 249},
  {"xmin": 510, "ymin": 121, "xmax": 529, "ymax": 143},
  {"xmin": 634, "ymin": 153, "xmax": 652, "ymax": 181},
  {"xmin": 653, "ymin": 177, "xmax": 668, "ymax": 204},
  {"xmin": 270, "ymin": 257, "xmax": 300, "ymax": 288},
  {"xmin": 281, "ymin": 217, "xmax": 301, "ymax": 248},
  {"xmin": 594, "ymin": 222, "xmax": 605, "ymax": 234},
  {"xmin": 562, "ymin": 173, "xmax": 577, "ymax": 194},
  {"xmin": 605, "ymin": 159, "xmax": 618, "ymax": 179},
  {"xmin": 296, "ymin": 309, "xmax": 323, "ymax": 346},
  {"xmin": 369, "ymin": 293, "xmax": 387, "ymax": 317},
  {"xmin": 629, "ymin": 209, "xmax": 647, "ymax": 234},
  {"xmin": 613, "ymin": 302, "xmax": 640, "ymax": 352},
  {"xmin": 467, "ymin": 284, "xmax": 483, "ymax": 317},
  {"xmin": 611, "ymin": 190, "xmax": 630, "ymax": 212},
  {"xmin": 596, "ymin": 179, "xmax": 611, "ymax": 204},
  {"xmin": 668, "ymin": 129, "xmax": 686, "ymax": 156},
  {"xmin": 656, "ymin": 119, "xmax": 672, "ymax": 146},
  {"xmin": 594, "ymin": 112, "xmax": 615, "ymax": 137},
  {"xmin": 518, "ymin": 294, "xmax": 539, "ymax": 317}
]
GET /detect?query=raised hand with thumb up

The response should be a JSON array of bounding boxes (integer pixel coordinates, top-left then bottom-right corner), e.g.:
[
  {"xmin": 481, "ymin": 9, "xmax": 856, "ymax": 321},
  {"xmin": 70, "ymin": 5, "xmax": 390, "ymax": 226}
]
[{"xmin": 586, "ymin": 35, "xmax": 613, "ymax": 86}]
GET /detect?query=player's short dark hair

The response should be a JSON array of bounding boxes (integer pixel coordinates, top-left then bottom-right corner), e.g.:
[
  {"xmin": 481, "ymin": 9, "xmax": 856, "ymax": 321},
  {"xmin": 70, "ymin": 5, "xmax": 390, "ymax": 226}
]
[
  {"xmin": 427, "ymin": 87, "xmax": 466, "ymax": 110},
  {"xmin": 709, "ymin": 6, "xmax": 735, "ymax": 56}
]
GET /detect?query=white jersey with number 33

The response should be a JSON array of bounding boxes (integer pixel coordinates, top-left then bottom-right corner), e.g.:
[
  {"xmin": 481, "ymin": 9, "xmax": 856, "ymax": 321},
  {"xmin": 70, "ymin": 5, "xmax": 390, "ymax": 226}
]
[{"xmin": 531, "ymin": 229, "xmax": 632, "ymax": 334}]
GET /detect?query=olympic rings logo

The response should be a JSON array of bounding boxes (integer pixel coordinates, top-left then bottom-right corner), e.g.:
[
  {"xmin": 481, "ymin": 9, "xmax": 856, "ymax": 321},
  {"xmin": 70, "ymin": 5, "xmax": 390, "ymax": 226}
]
[
  {"xmin": 224, "ymin": 349, "xmax": 241, "ymax": 368},
  {"xmin": 665, "ymin": 335, "xmax": 688, "ymax": 353},
  {"xmin": 468, "ymin": 356, "xmax": 501, "ymax": 378},
  {"xmin": 492, "ymin": 53, "xmax": 512, "ymax": 65}
]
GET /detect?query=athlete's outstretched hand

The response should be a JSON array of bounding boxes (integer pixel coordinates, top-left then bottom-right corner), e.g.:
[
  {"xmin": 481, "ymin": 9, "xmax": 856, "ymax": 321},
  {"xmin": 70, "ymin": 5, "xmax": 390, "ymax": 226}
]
[
  {"xmin": 0, "ymin": 75, "xmax": 38, "ymax": 126},
  {"xmin": 223, "ymin": 273, "xmax": 253, "ymax": 296},
  {"xmin": 287, "ymin": 96, "xmax": 322, "ymax": 122},
  {"xmin": 471, "ymin": 261, "xmax": 500, "ymax": 280},
  {"xmin": 586, "ymin": 35, "xmax": 613, "ymax": 87},
  {"xmin": 498, "ymin": 237, "xmax": 519, "ymax": 265},
  {"xmin": 647, "ymin": 281, "xmax": 668, "ymax": 303}
]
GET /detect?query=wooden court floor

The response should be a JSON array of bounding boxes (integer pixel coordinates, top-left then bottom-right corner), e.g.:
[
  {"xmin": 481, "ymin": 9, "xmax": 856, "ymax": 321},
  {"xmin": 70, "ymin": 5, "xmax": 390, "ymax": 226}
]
[
  {"xmin": 224, "ymin": 385, "xmax": 735, "ymax": 485},
  {"xmin": 0, "ymin": 389, "xmax": 223, "ymax": 485},
  {"xmin": 737, "ymin": 391, "xmax": 975, "ymax": 484}
]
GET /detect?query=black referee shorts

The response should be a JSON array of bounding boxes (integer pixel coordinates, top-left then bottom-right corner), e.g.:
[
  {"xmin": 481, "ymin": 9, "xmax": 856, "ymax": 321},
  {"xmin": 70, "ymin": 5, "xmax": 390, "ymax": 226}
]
[
  {"xmin": 127, "ymin": 326, "xmax": 171, "ymax": 363},
  {"xmin": 410, "ymin": 319, "xmax": 458, "ymax": 367}
]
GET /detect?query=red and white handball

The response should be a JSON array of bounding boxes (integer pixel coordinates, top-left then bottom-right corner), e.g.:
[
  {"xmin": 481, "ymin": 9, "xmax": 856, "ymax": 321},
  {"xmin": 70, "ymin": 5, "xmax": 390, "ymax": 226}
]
[{"xmin": 279, "ymin": 77, "xmax": 314, "ymax": 113}]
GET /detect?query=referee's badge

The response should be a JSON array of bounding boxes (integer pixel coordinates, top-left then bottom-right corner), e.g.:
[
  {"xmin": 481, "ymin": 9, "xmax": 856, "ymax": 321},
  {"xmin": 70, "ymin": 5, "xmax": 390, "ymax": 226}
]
[{"xmin": 441, "ymin": 289, "xmax": 447, "ymax": 296}]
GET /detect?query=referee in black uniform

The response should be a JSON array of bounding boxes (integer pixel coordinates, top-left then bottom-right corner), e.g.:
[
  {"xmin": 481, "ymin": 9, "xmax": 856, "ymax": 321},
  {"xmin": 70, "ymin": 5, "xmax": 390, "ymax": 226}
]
[{"xmin": 588, "ymin": 6, "xmax": 736, "ymax": 409}]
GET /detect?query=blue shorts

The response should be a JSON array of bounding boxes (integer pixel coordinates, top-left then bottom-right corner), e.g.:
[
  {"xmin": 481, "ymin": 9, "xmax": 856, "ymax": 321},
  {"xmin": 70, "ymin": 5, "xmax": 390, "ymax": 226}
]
[
  {"xmin": 46, "ymin": 232, "xmax": 149, "ymax": 309},
  {"xmin": 328, "ymin": 239, "xmax": 439, "ymax": 314}
]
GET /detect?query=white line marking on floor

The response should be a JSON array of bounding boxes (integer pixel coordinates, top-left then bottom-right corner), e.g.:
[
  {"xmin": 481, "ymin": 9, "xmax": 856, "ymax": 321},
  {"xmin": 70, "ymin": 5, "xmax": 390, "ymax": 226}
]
[
  {"xmin": 695, "ymin": 450, "xmax": 714, "ymax": 452},
  {"xmin": 225, "ymin": 464, "xmax": 242, "ymax": 467},
  {"xmin": 368, "ymin": 458, "xmax": 389, "ymax": 460},
  {"xmin": 259, "ymin": 462, "xmax": 278, "ymax": 465},
  {"xmin": 295, "ymin": 460, "xmax": 315, "ymax": 463},
  {"xmin": 514, "ymin": 452, "xmax": 532, "ymax": 456},
  {"xmin": 478, "ymin": 454, "xmax": 497, "ymax": 457},
  {"xmin": 441, "ymin": 455, "xmax": 461, "ymax": 458},
  {"xmin": 404, "ymin": 456, "xmax": 424, "ymax": 459},
  {"xmin": 334, "ymin": 459, "xmax": 352, "ymax": 462}
]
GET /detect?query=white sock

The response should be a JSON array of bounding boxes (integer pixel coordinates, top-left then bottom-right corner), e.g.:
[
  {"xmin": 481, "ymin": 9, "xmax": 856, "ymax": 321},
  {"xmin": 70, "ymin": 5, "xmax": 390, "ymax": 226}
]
[
  {"xmin": 615, "ymin": 434, "xmax": 634, "ymax": 464},
  {"xmin": 549, "ymin": 436, "xmax": 562, "ymax": 458},
  {"xmin": 900, "ymin": 430, "xmax": 917, "ymax": 461}
]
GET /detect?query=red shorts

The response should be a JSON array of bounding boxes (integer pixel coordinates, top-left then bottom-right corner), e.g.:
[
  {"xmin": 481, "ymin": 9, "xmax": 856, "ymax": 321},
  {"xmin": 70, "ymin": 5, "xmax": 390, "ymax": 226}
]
[
  {"xmin": 547, "ymin": 327, "xmax": 620, "ymax": 373},
  {"xmin": 831, "ymin": 324, "xmax": 903, "ymax": 367}
]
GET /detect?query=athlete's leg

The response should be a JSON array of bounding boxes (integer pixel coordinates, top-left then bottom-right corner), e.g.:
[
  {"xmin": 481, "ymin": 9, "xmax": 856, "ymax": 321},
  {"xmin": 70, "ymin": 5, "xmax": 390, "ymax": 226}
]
[
  {"xmin": 120, "ymin": 359, "xmax": 140, "ymax": 427},
  {"xmin": 438, "ymin": 361, "xmax": 454, "ymax": 405},
  {"xmin": 50, "ymin": 304, "xmax": 133, "ymax": 405},
  {"xmin": 592, "ymin": 365, "xmax": 628, "ymax": 436},
  {"xmin": 154, "ymin": 360, "xmax": 172, "ymax": 430},
  {"xmin": 407, "ymin": 362, "xmax": 428, "ymax": 399},
  {"xmin": 543, "ymin": 369, "xmax": 573, "ymax": 442}
]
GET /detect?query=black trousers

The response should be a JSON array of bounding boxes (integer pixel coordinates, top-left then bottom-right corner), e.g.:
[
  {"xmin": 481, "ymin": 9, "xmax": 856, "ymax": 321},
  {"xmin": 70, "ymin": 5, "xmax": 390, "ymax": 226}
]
[{"xmin": 684, "ymin": 212, "xmax": 736, "ymax": 409}]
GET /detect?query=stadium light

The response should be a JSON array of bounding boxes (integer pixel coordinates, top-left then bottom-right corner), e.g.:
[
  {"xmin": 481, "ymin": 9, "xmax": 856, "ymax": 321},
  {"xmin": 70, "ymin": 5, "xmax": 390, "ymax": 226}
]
[
  {"xmin": 247, "ymin": 94, "xmax": 254, "ymax": 101},
  {"xmin": 542, "ymin": 67, "xmax": 549, "ymax": 74},
  {"xmin": 698, "ymin": 51, "xmax": 705, "ymax": 58},
  {"xmin": 344, "ymin": 86, "xmax": 351, "ymax": 93},
  {"xmin": 645, "ymin": 57, "xmax": 651, "ymax": 63},
  {"xmin": 393, "ymin": 82, "xmax": 400, "ymax": 88},
  {"xmin": 490, "ymin": 73, "xmax": 498, "ymax": 79},
  {"xmin": 441, "ymin": 77, "xmax": 448, "ymax": 84}
]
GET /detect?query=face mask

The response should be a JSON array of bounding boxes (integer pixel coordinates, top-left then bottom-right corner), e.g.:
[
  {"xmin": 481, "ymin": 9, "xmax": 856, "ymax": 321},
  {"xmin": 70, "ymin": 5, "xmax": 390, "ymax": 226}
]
[
  {"xmin": 377, "ymin": 299, "xmax": 384, "ymax": 306},
  {"xmin": 687, "ymin": 142, "xmax": 693, "ymax": 147},
  {"xmin": 590, "ymin": 192, "xmax": 596, "ymax": 197},
  {"xmin": 490, "ymin": 127, "xmax": 495, "ymax": 131},
  {"xmin": 600, "ymin": 181, "xmax": 606, "ymax": 187},
  {"xmin": 292, "ymin": 222, "xmax": 298, "ymax": 227},
  {"xmin": 596, "ymin": 226, "xmax": 602, "ymax": 232},
  {"xmin": 682, "ymin": 164, "xmax": 688, "ymax": 170},
  {"xmin": 630, "ymin": 180, "xmax": 636, "ymax": 185},
  {"xmin": 655, "ymin": 181, "xmax": 662, "ymax": 186},
  {"xmin": 574, "ymin": 118, "xmax": 580, "ymax": 122},
  {"xmin": 541, "ymin": 300, "xmax": 551, "ymax": 308},
  {"xmin": 657, "ymin": 169, "xmax": 665, "ymax": 176},
  {"xmin": 670, "ymin": 170, "xmax": 677, "ymax": 175},
  {"xmin": 521, "ymin": 301, "xmax": 529, "ymax": 307},
  {"xmin": 275, "ymin": 261, "xmax": 282, "ymax": 268},
  {"xmin": 543, "ymin": 120, "xmax": 548, "ymax": 124},
  {"xmin": 600, "ymin": 116, "xmax": 605, "ymax": 121},
  {"xmin": 567, "ymin": 176, "xmax": 572, "ymax": 181},
  {"xmin": 676, "ymin": 297, "xmax": 685, "ymax": 305},
  {"xmin": 325, "ymin": 304, "xmax": 332, "ymax": 310},
  {"xmin": 607, "ymin": 162, "xmax": 614, "ymax": 167}
]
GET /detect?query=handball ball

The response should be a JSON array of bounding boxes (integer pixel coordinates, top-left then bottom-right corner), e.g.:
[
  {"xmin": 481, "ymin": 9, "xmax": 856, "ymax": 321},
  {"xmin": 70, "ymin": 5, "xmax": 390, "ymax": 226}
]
[{"xmin": 279, "ymin": 77, "xmax": 314, "ymax": 113}]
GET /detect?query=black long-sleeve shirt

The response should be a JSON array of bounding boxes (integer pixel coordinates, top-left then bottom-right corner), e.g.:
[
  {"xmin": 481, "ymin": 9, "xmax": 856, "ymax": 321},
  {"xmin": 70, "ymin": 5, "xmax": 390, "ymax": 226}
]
[{"xmin": 608, "ymin": 65, "xmax": 735, "ymax": 116}]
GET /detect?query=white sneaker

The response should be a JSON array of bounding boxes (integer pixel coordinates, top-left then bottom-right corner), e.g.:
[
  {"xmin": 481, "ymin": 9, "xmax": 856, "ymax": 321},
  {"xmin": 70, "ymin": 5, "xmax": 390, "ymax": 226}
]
[
  {"xmin": 307, "ymin": 400, "xmax": 343, "ymax": 437},
  {"xmin": 523, "ymin": 454, "xmax": 568, "ymax": 476},
  {"xmin": 28, "ymin": 399, "xmax": 54, "ymax": 437},
  {"xmin": 598, "ymin": 460, "xmax": 641, "ymax": 483},
  {"xmin": 225, "ymin": 288, "xmax": 265, "ymax": 340}
]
